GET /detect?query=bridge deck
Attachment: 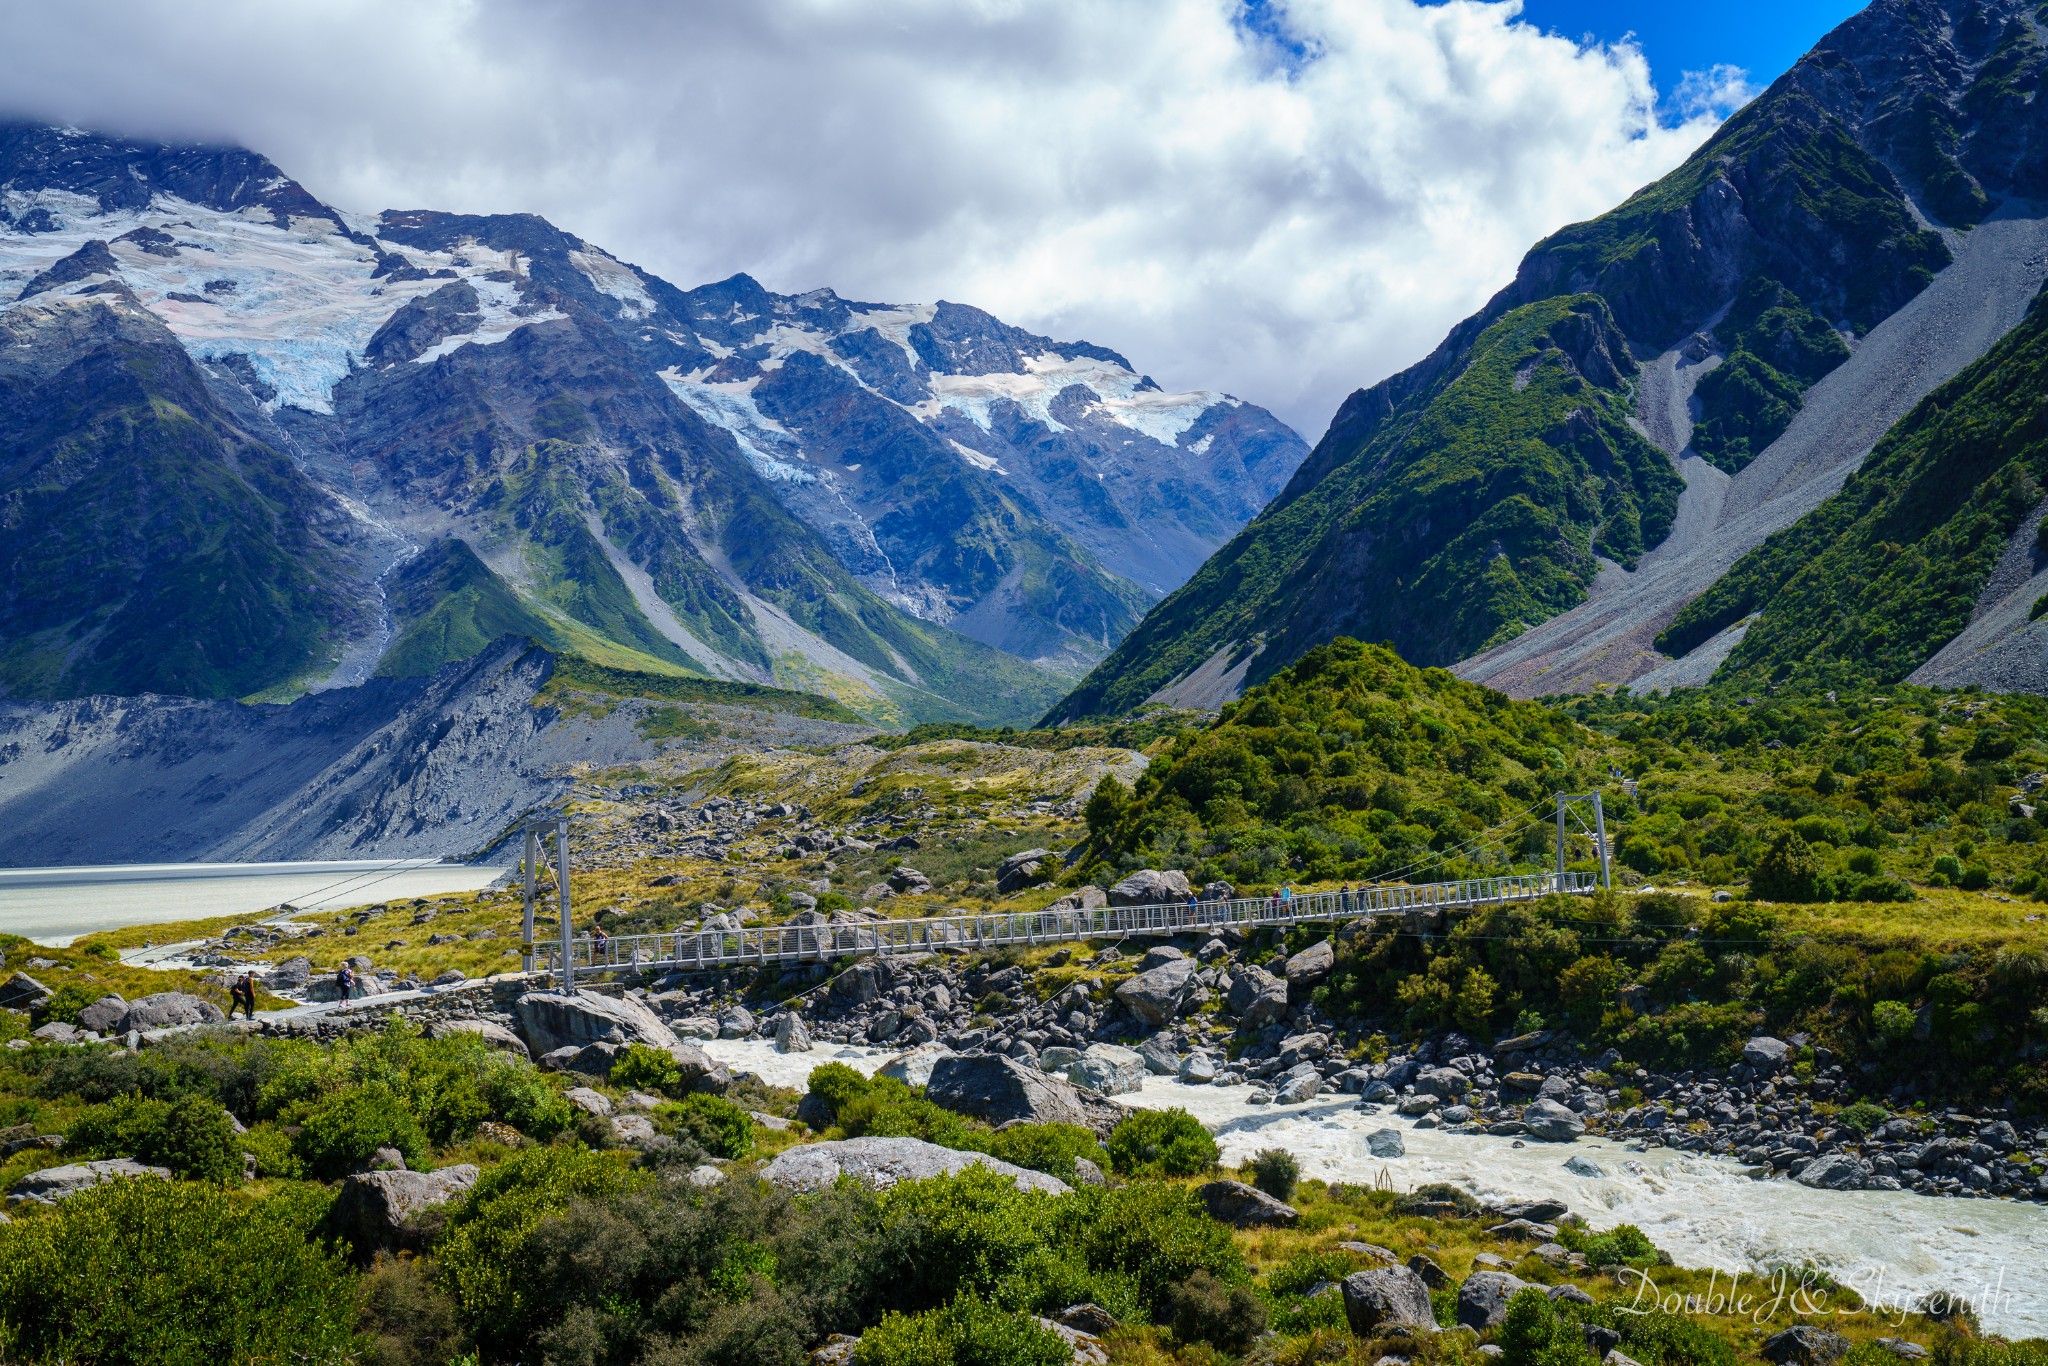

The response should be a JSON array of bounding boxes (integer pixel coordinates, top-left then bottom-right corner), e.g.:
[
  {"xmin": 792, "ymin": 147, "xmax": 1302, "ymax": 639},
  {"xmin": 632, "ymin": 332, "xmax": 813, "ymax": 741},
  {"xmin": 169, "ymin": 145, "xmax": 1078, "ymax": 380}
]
[{"xmin": 538, "ymin": 870, "xmax": 1597, "ymax": 978}]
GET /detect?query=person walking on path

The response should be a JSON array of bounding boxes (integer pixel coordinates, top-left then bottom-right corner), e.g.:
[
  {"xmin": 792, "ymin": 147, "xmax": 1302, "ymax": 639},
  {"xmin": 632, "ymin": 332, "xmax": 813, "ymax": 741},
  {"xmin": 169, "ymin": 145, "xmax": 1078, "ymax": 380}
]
[
  {"xmin": 336, "ymin": 962, "xmax": 357, "ymax": 1001},
  {"xmin": 229, "ymin": 970, "xmax": 258, "ymax": 1020}
]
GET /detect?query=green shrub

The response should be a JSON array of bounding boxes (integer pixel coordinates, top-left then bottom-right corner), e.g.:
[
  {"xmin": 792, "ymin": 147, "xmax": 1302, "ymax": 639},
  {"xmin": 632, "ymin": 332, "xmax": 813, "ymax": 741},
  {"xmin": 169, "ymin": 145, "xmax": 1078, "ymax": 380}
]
[
  {"xmin": 480, "ymin": 1064, "xmax": 574, "ymax": 1140},
  {"xmin": 834, "ymin": 1076, "xmax": 987, "ymax": 1150},
  {"xmin": 64, "ymin": 1093, "xmax": 244, "ymax": 1184},
  {"xmin": 240, "ymin": 1122, "xmax": 303, "ymax": 1180},
  {"xmin": 986, "ymin": 1123, "xmax": 1106, "ymax": 1184},
  {"xmin": 1105, "ymin": 1108, "xmax": 1217, "ymax": 1177},
  {"xmin": 1873, "ymin": 1000, "xmax": 1917, "ymax": 1043},
  {"xmin": 1167, "ymin": 1267, "xmax": 1267, "ymax": 1352},
  {"xmin": 1394, "ymin": 1182, "xmax": 1479, "ymax": 1217},
  {"xmin": 805, "ymin": 1061, "xmax": 873, "ymax": 1122},
  {"xmin": 608, "ymin": 1043, "xmax": 683, "ymax": 1095},
  {"xmin": 1933, "ymin": 854, "xmax": 1965, "ymax": 881},
  {"xmin": 1246, "ymin": 1147, "xmax": 1300, "ymax": 1202},
  {"xmin": 1958, "ymin": 863, "xmax": 1993, "ymax": 891},
  {"xmin": 1582, "ymin": 1224, "xmax": 1660, "ymax": 1268},
  {"xmin": 655, "ymin": 1093, "xmax": 754, "ymax": 1159},
  {"xmin": 37, "ymin": 984, "xmax": 99, "ymax": 1026},
  {"xmin": 1836, "ymin": 1100, "xmax": 1888, "ymax": 1133},
  {"xmin": 856, "ymin": 1296, "xmax": 1068, "ymax": 1366},
  {"xmin": 1752, "ymin": 830, "xmax": 1823, "ymax": 902},
  {"xmin": 290, "ymin": 1081, "xmax": 429, "ymax": 1179},
  {"xmin": 1499, "ymin": 1284, "xmax": 1596, "ymax": 1366},
  {"xmin": 0, "ymin": 1176, "xmax": 356, "ymax": 1365}
]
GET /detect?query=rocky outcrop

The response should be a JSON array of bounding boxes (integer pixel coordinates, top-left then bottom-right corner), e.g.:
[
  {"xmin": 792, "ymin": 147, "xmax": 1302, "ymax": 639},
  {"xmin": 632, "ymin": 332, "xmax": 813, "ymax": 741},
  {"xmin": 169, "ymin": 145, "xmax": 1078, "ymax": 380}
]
[
  {"xmin": 925, "ymin": 1054, "xmax": 1123, "ymax": 1138},
  {"xmin": 878, "ymin": 1042, "xmax": 954, "ymax": 1088},
  {"xmin": 761, "ymin": 1137, "xmax": 1069, "ymax": 1194},
  {"xmin": 1225, "ymin": 965, "xmax": 1288, "ymax": 1027},
  {"xmin": 330, "ymin": 1164, "xmax": 480, "ymax": 1254},
  {"xmin": 9, "ymin": 1158, "xmax": 169, "ymax": 1204},
  {"xmin": 1457, "ymin": 1271, "xmax": 1533, "ymax": 1330},
  {"xmin": 1521, "ymin": 1099, "xmax": 1586, "ymax": 1142},
  {"xmin": 1069, "ymin": 1044, "xmax": 1147, "ymax": 1096},
  {"xmin": 514, "ymin": 989, "xmax": 679, "ymax": 1056},
  {"xmin": 1762, "ymin": 1327, "xmax": 1851, "ymax": 1366},
  {"xmin": 1107, "ymin": 869, "xmax": 1191, "ymax": 906},
  {"xmin": 426, "ymin": 1018, "xmax": 531, "ymax": 1060},
  {"xmin": 1197, "ymin": 1179, "xmax": 1299, "ymax": 1227},
  {"xmin": 1341, "ymin": 1266, "xmax": 1439, "ymax": 1337},
  {"xmin": 117, "ymin": 992, "xmax": 223, "ymax": 1032},
  {"xmin": 1114, "ymin": 958, "xmax": 1196, "ymax": 1025}
]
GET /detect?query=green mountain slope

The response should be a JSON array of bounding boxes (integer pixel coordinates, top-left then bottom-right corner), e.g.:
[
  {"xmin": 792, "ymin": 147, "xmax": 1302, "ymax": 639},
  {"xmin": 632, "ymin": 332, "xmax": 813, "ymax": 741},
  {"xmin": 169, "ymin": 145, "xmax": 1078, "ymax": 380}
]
[
  {"xmin": 0, "ymin": 290, "xmax": 347, "ymax": 699},
  {"xmin": 1048, "ymin": 0, "xmax": 2036, "ymax": 723},
  {"xmin": 1659, "ymin": 281, "xmax": 2048, "ymax": 688}
]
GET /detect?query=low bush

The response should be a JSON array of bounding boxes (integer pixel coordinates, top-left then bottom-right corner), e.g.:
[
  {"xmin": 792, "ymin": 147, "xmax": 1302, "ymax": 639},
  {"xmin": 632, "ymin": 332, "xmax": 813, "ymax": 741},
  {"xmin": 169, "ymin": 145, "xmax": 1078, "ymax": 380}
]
[
  {"xmin": 1167, "ymin": 1267, "xmax": 1267, "ymax": 1352},
  {"xmin": 1246, "ymin": 1147, "xmax": 1299, "ymax": 1202},
  {"xmin": 608, "ymin": 1042, "xmax": 683, "ymax": 1095},
  {"xmin": 290, "ymin": 1082, "xmax": 430, "ymax": 1179},
  {"xmin": 1580, "ymin": 1223, "xmax": 1660, "ymax": 1268},
  {"xmin": 856, "ymin": 1295, "xmax": 1068, "ymax": 1366},
  {"xmin": 654, "ymin": 1093, "xmax": 755, "ymax": 1159},
  {"xmin": 64, "ymin": 1093, "xmax": 244, "ymax": 1184},
  {"xmin": 36, "ymin": 984, "xmax": 99, "ymax": 1026},
  {"xmin": 1105, "ymin": 1108, "xmax": 1217, "ymax": 1177},
  {"xmin": 0, "ymin": 1176, "xmax": 356, "ymax": 1365},
  {"xmin": 1836, "ymin": 1100, "xmax": 1888, "ymax": 1133},
  {"xmin": 985, "ymin": 1123, "xmax": 1105, "ymax": 1184}
]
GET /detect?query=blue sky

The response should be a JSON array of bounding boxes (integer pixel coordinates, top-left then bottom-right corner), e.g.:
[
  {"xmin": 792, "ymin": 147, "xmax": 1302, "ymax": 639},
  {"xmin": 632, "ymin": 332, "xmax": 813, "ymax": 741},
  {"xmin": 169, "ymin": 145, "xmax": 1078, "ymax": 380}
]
[{"xmin": 1514, "ymin": 1, "xmax": 1868, "ymax": 107}]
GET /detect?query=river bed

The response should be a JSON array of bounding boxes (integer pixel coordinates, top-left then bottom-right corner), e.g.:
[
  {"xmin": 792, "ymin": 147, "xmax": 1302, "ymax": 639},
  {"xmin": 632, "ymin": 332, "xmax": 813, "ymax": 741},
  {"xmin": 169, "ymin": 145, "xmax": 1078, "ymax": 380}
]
[
  {"xmin": 0, "ymin": 861, "xmax": 510, "ymax": 946},
  {"xmin": 700, "ymin": 1039, "xmax": 2048, "ymax": 1337}
]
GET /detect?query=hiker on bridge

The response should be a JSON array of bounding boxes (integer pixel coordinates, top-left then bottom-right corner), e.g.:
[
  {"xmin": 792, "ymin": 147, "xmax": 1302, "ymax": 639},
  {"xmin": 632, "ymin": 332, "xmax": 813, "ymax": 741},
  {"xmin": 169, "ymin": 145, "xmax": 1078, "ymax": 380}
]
[{"xmin": 593, "ymin": 926, "xmax": 610, "ymax": 959}]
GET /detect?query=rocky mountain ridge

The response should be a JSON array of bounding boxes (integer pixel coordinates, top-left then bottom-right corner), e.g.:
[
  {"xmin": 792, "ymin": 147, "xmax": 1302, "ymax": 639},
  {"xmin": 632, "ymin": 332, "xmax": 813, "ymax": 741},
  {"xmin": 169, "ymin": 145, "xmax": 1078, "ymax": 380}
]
[
  {"xmin": 1051, "ymin": 0, "xmax": 2048, "ymax": 720},
  {"xmin": 0, "ymin": 122, "xmax": 1304, "ymax": 726}
]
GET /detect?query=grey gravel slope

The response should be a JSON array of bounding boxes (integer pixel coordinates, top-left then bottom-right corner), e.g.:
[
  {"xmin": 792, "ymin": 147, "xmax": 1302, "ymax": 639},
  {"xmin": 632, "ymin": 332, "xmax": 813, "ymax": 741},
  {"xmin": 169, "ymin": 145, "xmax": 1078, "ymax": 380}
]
[{"xmin": 1456, "ymin": 207, "xmax": 2048, "ymax": 697}]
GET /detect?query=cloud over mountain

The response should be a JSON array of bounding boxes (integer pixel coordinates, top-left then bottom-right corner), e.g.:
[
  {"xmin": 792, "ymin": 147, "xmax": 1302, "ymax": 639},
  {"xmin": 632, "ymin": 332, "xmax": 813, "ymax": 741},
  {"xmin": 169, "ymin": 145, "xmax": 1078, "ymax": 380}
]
[{"xmin": 0, "ymin": 0, "xmax": 1744, "ymax": 433}]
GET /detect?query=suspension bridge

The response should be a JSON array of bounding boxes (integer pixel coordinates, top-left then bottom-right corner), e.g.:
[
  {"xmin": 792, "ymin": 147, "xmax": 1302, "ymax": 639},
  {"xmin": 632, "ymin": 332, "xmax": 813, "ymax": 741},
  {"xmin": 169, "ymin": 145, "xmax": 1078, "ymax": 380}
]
[{"xmin": 518, "ymin": 792, "xmax": 1613, "ymax": 988}]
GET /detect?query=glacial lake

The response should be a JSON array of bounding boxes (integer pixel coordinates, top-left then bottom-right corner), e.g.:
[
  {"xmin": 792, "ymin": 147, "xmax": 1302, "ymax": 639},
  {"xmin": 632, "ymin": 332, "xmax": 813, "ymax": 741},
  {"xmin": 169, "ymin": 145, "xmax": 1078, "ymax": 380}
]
[
  {"xmin": 702, "ymin": 1038, "xmax": 2048, "ymax": 1338},
  {"xmin": 0, "ymin": 861, "xmax": 511, "ymax": 946}
]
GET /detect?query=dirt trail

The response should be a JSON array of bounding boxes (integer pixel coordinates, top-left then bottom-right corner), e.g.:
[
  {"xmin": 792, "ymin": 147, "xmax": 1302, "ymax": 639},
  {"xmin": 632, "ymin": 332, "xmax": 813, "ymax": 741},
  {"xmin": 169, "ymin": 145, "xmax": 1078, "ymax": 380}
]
[{"xmin": 1457, "ymin": 206, "xmax": 2048, "ymax": 696}]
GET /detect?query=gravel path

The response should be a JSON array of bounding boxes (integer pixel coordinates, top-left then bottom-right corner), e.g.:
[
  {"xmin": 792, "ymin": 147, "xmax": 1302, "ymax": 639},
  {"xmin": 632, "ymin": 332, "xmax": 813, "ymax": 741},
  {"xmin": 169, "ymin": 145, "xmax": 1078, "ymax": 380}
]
[{"xmin": 1457, "ymin": 206, "xmax": 2048, "ymax": 696}]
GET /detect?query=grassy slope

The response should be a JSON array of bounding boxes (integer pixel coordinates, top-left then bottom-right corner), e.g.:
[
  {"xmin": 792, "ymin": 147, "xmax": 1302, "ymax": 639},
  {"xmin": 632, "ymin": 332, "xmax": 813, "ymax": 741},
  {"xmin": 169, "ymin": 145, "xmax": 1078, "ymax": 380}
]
[
  {"xmin": 1050, "ymin": 297, "xmax": 1681, "ymax": 718},
  {"xmin": 0, "ymin": 304, "xmax": 345, "ymax": 700},
  {"xmin": 1047, "ymin": 61, "xmax": 1950, "ymax": 724},
  {"xmin": 1660, "ymin": 282, "xmax": 2048, "ymax": 686}
]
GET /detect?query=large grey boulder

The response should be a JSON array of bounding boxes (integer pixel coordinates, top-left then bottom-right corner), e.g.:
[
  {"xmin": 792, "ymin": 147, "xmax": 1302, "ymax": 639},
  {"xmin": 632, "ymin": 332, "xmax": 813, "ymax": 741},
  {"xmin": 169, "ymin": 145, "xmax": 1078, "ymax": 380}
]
[
  {"xmin": 1743, "ymin": 1036, "xmax": 1793, "ymax": 1070},
  {"xmin": 1414, "ymin": 1066, "xmax": 1470, "ymax": 1098},
  {"xmin": 1285, "ymin": 939, "xmax": 1335, "ymax": 986},
  {"xmin": 514, "ymin": 989, "xmax": 679, "ymax": 1056},
  {"xmin": 1366, "ymin": 1128, "xmax": 1406, "ymax": 1158},
  {"xmin": 1108, "ymin": 869, "xmax": 1192, "ymax": 906},
  {"xmin": 774, "ymin": 1012, "xmax": 813, "ymax": 1053},
  {"xmin": 330, "ymin": 1165, "xmax": 479, "ymax": 1253},
  {"xmin": 762, "ymin": 1137, "xmax": 1069, "ymax": 1194},
  {"xmin": 879, "ymin": 1041, "xmax": 955, "ymax": 1088},
  {"xmin": 1457, "ymin": 1271, "xmax": 1532, "ymax": 1330},
  {"xmin": 1226, "ymin": 965, "xmax": 1289, "ymax": 1027},
  {"xmin": 926, "ymin": 1054, "xmax": 1124, "ymax": 1138},
  {"xmin": 1115, "ymin": 958, "xmax": 1197, "ymax": 1025},
  {"xmin": 1274, "ymin": 1070, "xmax": 1322, "ymax": 1104},
  {"xmin": 1198, "ymin": 1179, "xmax": 1299, "ymax": 1227},
  {"xmin": 10, "ymin": 1158, "xmax": 169, "ymax": 1204},
  {"xmin": 426, "ymin": 1019, "xmax": 531, "ymax": 1061},
  {"xmin": 1341, "ymin": 1266, "xmax": 1439, "ymax": 1337},
  {"xmin": 1795, "ymin": 1154, "xmax": 1870, "ymax": 1191},
  {"xmin": 996, "ymin": 848, "xmax": 1056, "ymax": 894},
  {"xmin": 1137, "ymin": 1034, "xmax": 1182, "ymax": 1076},
  {"xmin": 116, "ymin": 992, "xmax": 223, "ymax": 1033},
  {"xmin": 1070, "ymin": 1044, "xmax": 1148, "ymax": 1096},
  {"xmin": 668, "ymin": 1041, "xmax": 731, "ymax": 1094},
  {"xmin": 0, "ymin": 972, "xmax": 51, "ymax": 1010},
  {"xmin": 1761, "ymin": 1327, "xmax": 1851, "ymax": 1366},
  {"xmin": 1520, "ymin": 1099, "xmax": 1586, "ymax": 1142},
  {"xmin": 266, "ymin": 956, "xmax": 313, "ymax": 992},
  {"xmin": 74, "ymin": 995, "xmax": 128, "ymax": 1034},
  {"xmin": 717, "ymin": 1005, "xmax": 757, "ymax": 1039}
]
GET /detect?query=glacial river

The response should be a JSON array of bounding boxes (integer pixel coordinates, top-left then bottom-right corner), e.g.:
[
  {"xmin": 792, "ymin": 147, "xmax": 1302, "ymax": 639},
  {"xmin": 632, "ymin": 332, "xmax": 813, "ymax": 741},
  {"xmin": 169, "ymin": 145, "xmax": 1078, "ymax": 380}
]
[
  {"xmin": 0, "ymin": 861, "xmax": 510, "ymax": 946},
  {"xmin": 701, "ymin": 1039, "xmax": 2048, "ymax": 1337}
]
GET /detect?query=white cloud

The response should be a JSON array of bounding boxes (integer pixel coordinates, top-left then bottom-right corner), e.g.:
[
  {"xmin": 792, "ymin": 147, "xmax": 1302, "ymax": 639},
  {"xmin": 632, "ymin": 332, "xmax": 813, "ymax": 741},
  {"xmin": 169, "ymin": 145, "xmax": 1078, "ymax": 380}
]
[{"xmin": 0, "ymin": 0, "xmax": 1738, "ymax": 437}]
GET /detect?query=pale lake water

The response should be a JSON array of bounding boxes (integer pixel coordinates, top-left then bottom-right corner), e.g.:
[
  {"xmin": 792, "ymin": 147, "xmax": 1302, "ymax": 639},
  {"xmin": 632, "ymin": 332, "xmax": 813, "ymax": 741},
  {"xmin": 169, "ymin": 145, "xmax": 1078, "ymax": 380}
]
[
  {"xmin": 0, "ymin": 861, "xmax": 510, "ymax": 946},
  {"xmin": 701, "ymin": 1039, "xmax": 2048, "ymax": 1338}
]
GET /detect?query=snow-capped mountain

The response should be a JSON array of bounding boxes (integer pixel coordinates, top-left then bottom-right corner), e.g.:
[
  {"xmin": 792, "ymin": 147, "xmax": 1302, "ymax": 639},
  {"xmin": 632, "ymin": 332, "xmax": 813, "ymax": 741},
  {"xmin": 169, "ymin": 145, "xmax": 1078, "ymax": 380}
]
[{"xmin": 0, "ymin": 123, "xmax": 1305, "ymax": 721}]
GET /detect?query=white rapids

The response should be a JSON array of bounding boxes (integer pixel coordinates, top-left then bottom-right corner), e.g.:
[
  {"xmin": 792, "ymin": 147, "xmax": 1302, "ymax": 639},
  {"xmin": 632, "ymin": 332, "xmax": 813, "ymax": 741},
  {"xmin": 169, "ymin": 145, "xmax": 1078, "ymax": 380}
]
[{"xmin": 702, "ymin": 1039, "xmax": 2048, "ymax": 1336}]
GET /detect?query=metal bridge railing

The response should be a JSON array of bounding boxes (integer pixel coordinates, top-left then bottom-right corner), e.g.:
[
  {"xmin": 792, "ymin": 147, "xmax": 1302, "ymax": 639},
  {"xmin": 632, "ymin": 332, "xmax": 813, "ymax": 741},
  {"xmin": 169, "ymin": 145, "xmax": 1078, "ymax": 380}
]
[{"xmin": 537, "ymin": 869, "xmax": 1598, "ymax": 979}]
